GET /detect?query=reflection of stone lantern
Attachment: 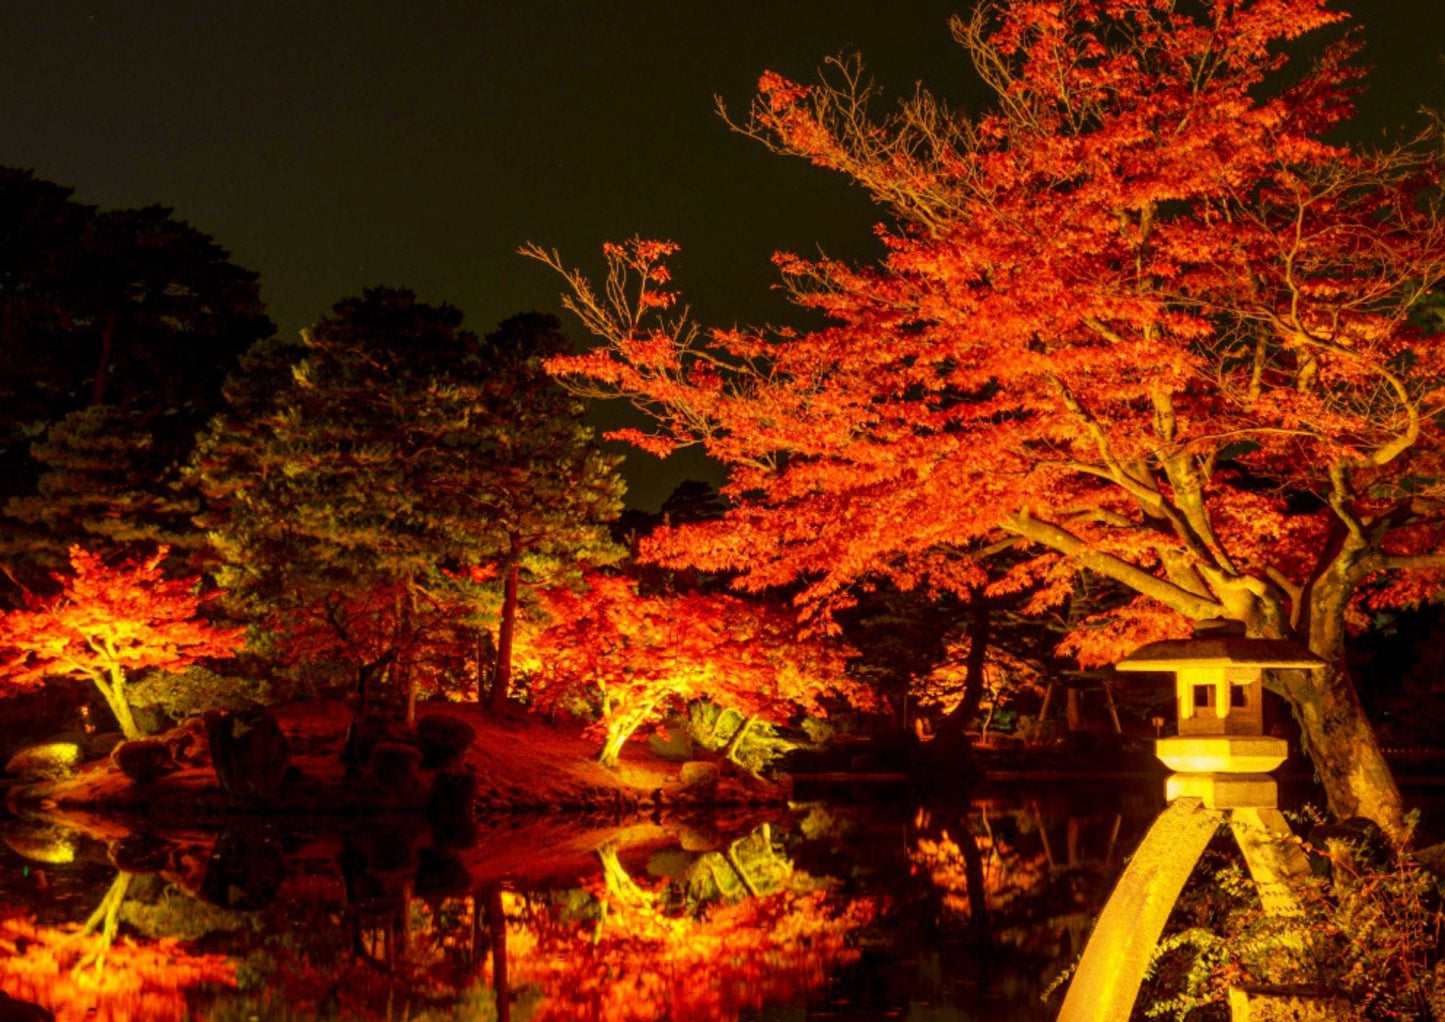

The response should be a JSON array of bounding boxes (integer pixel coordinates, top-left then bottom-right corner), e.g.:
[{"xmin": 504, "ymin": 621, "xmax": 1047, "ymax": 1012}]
[{"xmin": 1057, "ymin": 625, "xmax": 1322, "ymax": 1022}]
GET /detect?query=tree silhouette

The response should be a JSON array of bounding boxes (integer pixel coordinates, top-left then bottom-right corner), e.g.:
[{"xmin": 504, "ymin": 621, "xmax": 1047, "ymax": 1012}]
[{"xmin": 0, "ymin": 170, "xmax": 272, "ymax": 586}]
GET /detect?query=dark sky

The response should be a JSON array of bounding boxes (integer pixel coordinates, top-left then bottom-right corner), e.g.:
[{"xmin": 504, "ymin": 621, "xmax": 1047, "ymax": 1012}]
[{"xmin": 2, "ymin": 1, "xmax": 1443, "ymax": 508}]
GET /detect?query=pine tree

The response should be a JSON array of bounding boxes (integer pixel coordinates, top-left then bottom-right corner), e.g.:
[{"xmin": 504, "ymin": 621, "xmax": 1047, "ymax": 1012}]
[
  {"xmin": 193, "ymin": 293, "xmax": 623, "ymax": 721},
  {"xmin": 471, "ymin": 313, "xmax": 626, "ymax": 711}
]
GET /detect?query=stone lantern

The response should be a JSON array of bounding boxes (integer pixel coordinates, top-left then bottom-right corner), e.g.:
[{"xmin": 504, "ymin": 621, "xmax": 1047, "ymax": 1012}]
[
  {"xmin": 1057, "ymin": 624, "xmax": 1323, "ymax": 1022},
  {"xmin": 1116, "ymin": 629, "xmax": 1322, "ymax": 808}
]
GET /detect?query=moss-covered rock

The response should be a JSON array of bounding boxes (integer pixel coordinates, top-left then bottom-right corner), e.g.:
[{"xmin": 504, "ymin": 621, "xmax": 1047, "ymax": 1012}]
[
  {"xmin": 1, "ymin": 822, "xmax": 80, "ymax": 865},
  {"xmin": 4, "ymin": 740, "xmax": 82, "ymax": 780},
  {"xmin": 678, "ymin": 760, "xmax": 720, "ymax": 789}
]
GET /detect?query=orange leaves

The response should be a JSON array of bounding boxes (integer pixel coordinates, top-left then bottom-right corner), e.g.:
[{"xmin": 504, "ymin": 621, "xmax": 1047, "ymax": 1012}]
[
  {"xmin": 1056, "ymin": 596, "xmax": 1193, "ymax": 669},
  {"xmin": 0, "ymin": 546, "xmax": 245, "ymax": 690},
  {"xmin": 756, "ymin": 70, "xmax": 810, "ymax": 113},
  {"xmin": 507, "ymin": 880, "xmax": 877, "ymax": 1022},
  {"xmin": 529, "ymin": 573, "xmax": 864, "ymax": 762},
  {"xmin": 0, "ymin": 913, "xmax": 236, "ymax": 1022},
  {"xmin": 601, "ymin": 237, "xmax": 679, "ymax": 271},
  {"xmin": 534, "ymin": 0, "xmax": 1445, "ymax": 680}
]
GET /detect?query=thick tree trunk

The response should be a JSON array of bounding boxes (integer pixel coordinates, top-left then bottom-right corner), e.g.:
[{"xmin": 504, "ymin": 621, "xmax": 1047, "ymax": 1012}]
[
  {"xmin": 474, "ymin": 629, "xmax": 496, "ymax": 704},
  {"xmin": 598, "ymin": 705, "xmax": 651, "ymax": 767},
  {"xmin": 355, "ymin": 663, "xmax": 371, "ymax": 723},
  {"xmin": 398, "ymin": 582, "xmax": 417, "ymax": 724},
  {"xmin": 1276, "ymin": 562, "xmax": 1410, "ymax": 845},
  {"xmin": 938, "ymin": 601, "xmax": 990, "ymax": 742},
  {"xmin": 92, "ymin": 315, "xmax": 116, "ymax": 406},
  {"xmin": 1275, "ymin": 662, "xmax": 1407, "ymax": 844},
  {"xmin": 489, "ymin": 547, "xmax": 520, "ymax": 714}
]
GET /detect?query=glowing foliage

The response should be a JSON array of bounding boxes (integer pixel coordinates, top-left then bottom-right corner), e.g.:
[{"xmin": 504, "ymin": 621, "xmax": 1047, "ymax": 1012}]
[
  {"xmin": 0, "ymin": 545, "xmax": 244, "ymax": 739},
  {"xmin": 535, "ymin": 0, "xmax": 1445, "ymax": 838},
  {"xmin": 530, "ymin": 573, "xmax": 868, "ymax": 766},
  {"xmin": 502, "ymin": 846, "xmax": 879, "ymax": 1021},
  {"xmin": 0, "ymin": 913, "xmax": 236, "ymax": 1022}
]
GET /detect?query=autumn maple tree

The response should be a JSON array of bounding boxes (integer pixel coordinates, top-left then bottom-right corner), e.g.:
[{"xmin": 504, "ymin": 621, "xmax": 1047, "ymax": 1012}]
[
  {"xmin": 529, "ymin": 572, "xmax": 865, "ymax": 767},
  {"xmin": 0, "ymin": 545, "xmax": 245, "ymax": 740},
  {"xmin": 532, "ymin": 0, "xmax": 1445, "ymax": 842}
]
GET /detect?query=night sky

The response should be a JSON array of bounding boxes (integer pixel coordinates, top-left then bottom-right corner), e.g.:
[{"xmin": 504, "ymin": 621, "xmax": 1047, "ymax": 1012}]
[{"xmin": 3, "ymin": 1, "xmax": 1443, "ymax": 508}]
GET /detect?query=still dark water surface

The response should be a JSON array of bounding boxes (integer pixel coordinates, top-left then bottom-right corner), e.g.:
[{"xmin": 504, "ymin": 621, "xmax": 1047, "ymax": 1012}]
[{"xmin": 0, "ymin": 782, "xmax": 1166, "ymax": 1021}]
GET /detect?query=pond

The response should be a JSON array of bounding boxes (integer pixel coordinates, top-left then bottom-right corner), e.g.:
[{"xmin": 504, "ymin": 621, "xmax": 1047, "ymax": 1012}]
[{"xmin": 0, "ymin": 781, "xmax": 1169, "ymax": 1021}]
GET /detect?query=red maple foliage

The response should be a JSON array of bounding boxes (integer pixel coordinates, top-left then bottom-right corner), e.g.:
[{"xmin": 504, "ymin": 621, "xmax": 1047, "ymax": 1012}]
[
  {"xmin": 0, "ymin": 546, "xmax": 246, "ymax": 739},
  {"xmin": 529, "ymin": 573, "xmax": 869, "ymax": 766},
  {"xmin": 0, "ymin": 911, "xmax": 236, "ymax": 1022},
  {"xmin": 530, "ymin": 0, "xmax": 1445, "ymax": 841}
]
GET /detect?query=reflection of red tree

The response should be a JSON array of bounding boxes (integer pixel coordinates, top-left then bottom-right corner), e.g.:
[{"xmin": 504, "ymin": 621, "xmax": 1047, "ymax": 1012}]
[
  {"xmin": 502, "ymin": 862, "xmax": 878, "ymax": 1021},
  {"xmin": 0, "ymin": 913, "xmax": 235, "ymax": 1022},
  {"xmin": 910, "ymin": 807, "xmax": 1049, "ymax": 921}
]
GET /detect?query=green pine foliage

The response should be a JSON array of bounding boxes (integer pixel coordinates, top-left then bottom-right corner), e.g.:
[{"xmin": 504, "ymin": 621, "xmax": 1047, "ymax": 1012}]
[
  {"xmin": 4, "ymin": 406, "xmax": 201, "ymax": 575},
  {"xmin": 191, "ymin": 291, "xmax": 623, "ymax": 714}
]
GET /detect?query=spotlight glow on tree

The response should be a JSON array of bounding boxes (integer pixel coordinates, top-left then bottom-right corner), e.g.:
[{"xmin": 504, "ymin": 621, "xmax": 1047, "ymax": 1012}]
[
  {"xmin": 530, "ymin": 573, "xmax": 868, "ymax": 767},
  {"xmin": 0, "ymin": 546, "xmax": 245, "ymax": 740}
]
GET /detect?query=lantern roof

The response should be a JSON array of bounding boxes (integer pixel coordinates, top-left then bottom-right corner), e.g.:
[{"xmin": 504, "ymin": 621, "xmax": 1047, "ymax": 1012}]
[{"xmin": 1116, "ymin": 636, "xmax": 1323, "ymax": 672}]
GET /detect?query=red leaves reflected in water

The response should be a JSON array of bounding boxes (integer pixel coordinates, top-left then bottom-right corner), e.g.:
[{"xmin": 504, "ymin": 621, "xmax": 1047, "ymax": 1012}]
[
  {"xmin": 0, "ymin": 914, "xmax": 235, "ymax": 1022},
  {"xmin": 501, "ymin": 873, "xmax": 879, "ymax": 1020}
]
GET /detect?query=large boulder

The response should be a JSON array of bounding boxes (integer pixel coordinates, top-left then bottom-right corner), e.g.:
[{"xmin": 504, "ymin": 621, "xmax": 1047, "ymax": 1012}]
[
  {"xmin": 342, "ymin": 713, "xmax": 417, "ymax": 776},
  {"xmin": 415, "ymin": 848, "xmax": 473, "ymax": 899},
  {"xmin": 678, "ymin": 760, "xmax": 720, "ymax": 789},
  {"xmin": 369, "ymin": 742, "xmax": 423, "ymax": 793},
  {"xmin": 112, "ymin": 739, "xmax": 178, "ymax": 784},
  {"xmin": 205, "ymin": 710, "xmax": 289, "ymax": 801},
  {"xmin": 428, "ymin": 768, "xmax": 478, "ymax": 849},
  {"xmin": 0, "ymin": 991, "xmax": 55, "ymax": 1022},
  {"xmin": 199, "ymin": 827, "xmax": 285, "ymax": 910},
  {"xmin": 417, "ymin": 713, "xmax": 476, "ymax": 768},
  {"xmin": 109, "ymin": 833, "xmax": 174, "ymax": 874}
]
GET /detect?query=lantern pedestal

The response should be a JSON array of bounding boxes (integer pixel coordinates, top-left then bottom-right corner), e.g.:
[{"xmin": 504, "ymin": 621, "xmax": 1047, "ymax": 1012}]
[
  {"xmin": 1057, "ymin": 628, "xmax": 1321, "ymax": 1022},
  {"xmin": 1166, "ymin": 772, "xmax": 1278, "ymax": 809}
]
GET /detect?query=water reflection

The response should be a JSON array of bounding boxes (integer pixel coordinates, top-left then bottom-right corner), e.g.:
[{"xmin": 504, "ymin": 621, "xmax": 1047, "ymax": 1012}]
[{"xmin": 0, "ymin": 786, "xmax": 1161, "ymax": 1021}]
